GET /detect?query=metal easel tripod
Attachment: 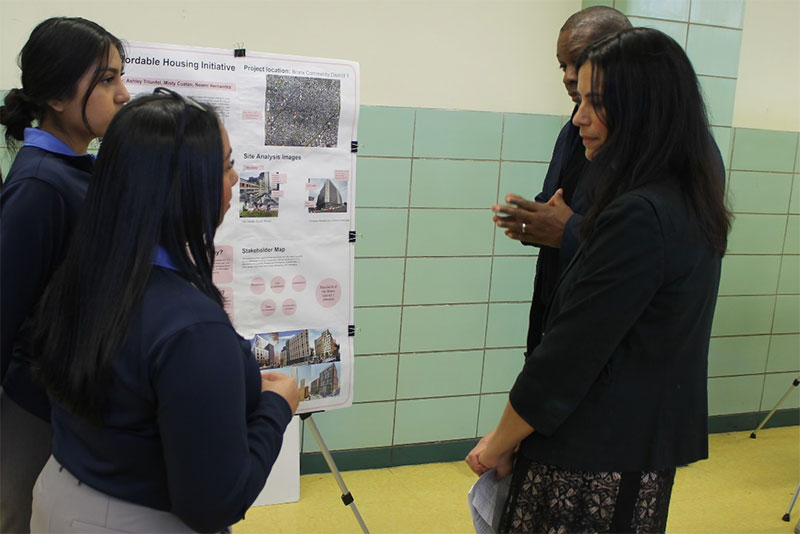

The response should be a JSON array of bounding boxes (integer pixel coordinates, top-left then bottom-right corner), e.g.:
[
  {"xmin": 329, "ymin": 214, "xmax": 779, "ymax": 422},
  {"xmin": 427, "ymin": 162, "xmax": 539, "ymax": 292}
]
[
  {"xmin": 748, "ymin": 377, "xmax": 800, "ymax": 523},
  {"xmin": 300, "ymin": 412, "xmax": 369, "ymax": 533}
]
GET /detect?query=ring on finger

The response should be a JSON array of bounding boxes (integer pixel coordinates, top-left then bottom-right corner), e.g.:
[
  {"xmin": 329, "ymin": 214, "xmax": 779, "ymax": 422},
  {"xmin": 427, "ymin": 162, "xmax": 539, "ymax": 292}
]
[{"xmin": 521, "ymin": 222, "xmax": 527, "ymax": 233}]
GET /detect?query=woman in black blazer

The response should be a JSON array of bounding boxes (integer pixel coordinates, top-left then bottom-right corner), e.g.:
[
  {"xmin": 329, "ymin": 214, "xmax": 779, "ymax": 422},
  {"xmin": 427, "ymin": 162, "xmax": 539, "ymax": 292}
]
[{"xmin": 468, "ymin": 28, "xmax": 731, "ymax": 533}]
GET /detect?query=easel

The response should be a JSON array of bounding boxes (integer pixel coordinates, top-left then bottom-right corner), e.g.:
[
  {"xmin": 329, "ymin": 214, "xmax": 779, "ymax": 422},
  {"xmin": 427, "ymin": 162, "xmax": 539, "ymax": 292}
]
[
  {"xmin": 300, "ymin": 412, "xmax": 369, "ymax": 533},
  {"xmin": 749, "ymin": 377, "xmax": 800, "ymax": 523}
]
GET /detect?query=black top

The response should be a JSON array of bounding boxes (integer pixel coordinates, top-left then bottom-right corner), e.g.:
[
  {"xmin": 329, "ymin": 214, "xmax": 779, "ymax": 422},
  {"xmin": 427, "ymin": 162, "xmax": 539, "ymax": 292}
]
[
  {"xmin": 1, "ymin": 145, "xmax": 94, "ymax": 421},
  {"xmin": 51, "ymin": 267, "xmax": 292, "ymax": 532},
  {"xmin": 511, "ymin": 180, "xmax": 719, "ymax": 472}
]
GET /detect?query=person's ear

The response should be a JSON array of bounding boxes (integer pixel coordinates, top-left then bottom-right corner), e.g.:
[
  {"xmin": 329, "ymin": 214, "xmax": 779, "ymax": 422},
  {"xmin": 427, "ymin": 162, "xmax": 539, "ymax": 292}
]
[{"xmin": 45, "ymin": 98, "xmax": 66, "ymax": 113}]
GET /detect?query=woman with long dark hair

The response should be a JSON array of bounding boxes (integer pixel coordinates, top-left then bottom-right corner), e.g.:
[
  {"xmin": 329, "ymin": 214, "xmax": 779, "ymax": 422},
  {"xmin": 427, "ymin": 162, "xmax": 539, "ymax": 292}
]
[
  {"xmin": 29, "ymin": 90, "xmax": 299, "ymax": 532},
  {"xmin": 0, "ymin": 17, "xmax": 129, "ymax": 532},
  {"xmin": 467, "ymin": 27, "xmax": 731, "ymax": 533}
]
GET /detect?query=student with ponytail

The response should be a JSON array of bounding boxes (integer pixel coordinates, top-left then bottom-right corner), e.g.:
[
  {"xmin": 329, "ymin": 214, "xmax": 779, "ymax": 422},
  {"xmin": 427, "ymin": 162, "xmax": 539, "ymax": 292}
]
[{"xmin": 0, "ymin": 17, "xmax": 129, "ymax": 532}]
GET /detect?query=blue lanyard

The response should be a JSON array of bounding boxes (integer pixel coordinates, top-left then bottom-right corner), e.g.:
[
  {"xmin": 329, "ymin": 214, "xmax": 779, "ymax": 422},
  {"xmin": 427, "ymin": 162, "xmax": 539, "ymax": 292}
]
[{"xmin": 152, "ymin": 246, "xmax": 180, "ymax": 272}]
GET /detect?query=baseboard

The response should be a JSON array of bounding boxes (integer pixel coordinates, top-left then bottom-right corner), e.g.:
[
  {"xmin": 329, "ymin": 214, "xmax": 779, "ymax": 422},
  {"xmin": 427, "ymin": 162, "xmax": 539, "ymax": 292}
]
[{"xmin": 299, "ymin": 408, "xmax": 800, "ymax": 475}]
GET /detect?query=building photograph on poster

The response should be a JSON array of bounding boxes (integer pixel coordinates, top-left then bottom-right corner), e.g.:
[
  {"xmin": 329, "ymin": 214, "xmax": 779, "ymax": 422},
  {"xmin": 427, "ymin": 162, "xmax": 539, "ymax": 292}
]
[
  {"xmin": 239, "ymin": 171, "xmax": 280, "ymax": 218},
  {"xmin": 251, "ymin": 327, "xmax": 342, "ymax": 370},
  {"xmin": 306, "ymin": 178, "xmax": 348, "ymax": 213},
  {"xmin": 264, "ymin": 74, "xmax": 341, "ymax": 148}
]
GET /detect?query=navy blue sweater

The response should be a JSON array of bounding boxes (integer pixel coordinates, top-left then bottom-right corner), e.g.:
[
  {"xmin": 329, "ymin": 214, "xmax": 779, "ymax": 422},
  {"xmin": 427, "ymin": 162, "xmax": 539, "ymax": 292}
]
[
  {"xmin": 51, "ymin": 267, "xmax": 292, "ymax": 532},
  {"xmin": 1, "ymin": 139, "xmax": 94, "ymax": 420}
]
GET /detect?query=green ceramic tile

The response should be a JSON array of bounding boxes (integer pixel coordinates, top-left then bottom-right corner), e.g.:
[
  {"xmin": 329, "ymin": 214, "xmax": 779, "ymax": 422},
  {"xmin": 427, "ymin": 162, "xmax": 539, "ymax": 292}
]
[
  {"xmin": 766, "ymin": 334, "xmax": 800, "ymax": 372},
  {"xmin": 477, "ymin": 393, "xmax": 509, "ymax": 436},
  {"xmin": 707, "ymin": 335, "xmax": 769, "ymax": 376},
  {"xmin": 493, "ymin": 227, "xmax": 540, "ymax": 256},
  {"xmin": 728, "ymin": 171, "xmax": 793, "ymax": 214},
  {"xmin": 784, "ymin": 216, "xmax": 799, "ymax": 254},
  {"xmin": 393, "ymin": 396, "xmax": 480, "ymax": 444},
  {"xmin": 403, "ymin": 257, "xmax": 491, "ymax": 305},
  {"xmin": 711, "ymin": 295, "xmax": 776, "ymax": 336},
  {"xmin": 354, "ymin": 306, "xmax": 401, "ymax": 355},
  {"xmin": 0, "ymin": 147, "xmax": 15, "ymax": 179},
  {"xmin": 485, "ymin": 302, "xmax": 530, "ymax": 348},
  {"xmin": 482, "ymin": 348, "xmax": 524, "ymax": 393},
  {"xmin": 490, "ymin": 256, "xmax": 536, "ymax": 302},
  {"xmin": 497, "ymin": 162, "xmax": 549, "ymax": 204},
  {"xmin": 582, "ymin": 0, "xmax": 613, "ymax": 7},
  {"xmin": 761, "ymin": 372, "xmax": 800, "ymax": 411},
  {"xmin": 410, "ymin": 159, "xmax": 499, "ymax": 208},
  {"xmin": 396, "ymin": 350, "xmax": 483, "ymax": 398},
  {"xmin": 358, "ymin": 106, "xmax": 414, "ymax": 157},
  {"xmin": 789, "ymin": 177, "xmax": 799, "ymax": 214},
  {"xmin": 686, "ymin": 25, "xmax": 742, "ymax": 78},
  {"xmin": 414, "ymin": 109, "xmax": 503, "ymax": 160},
  {"xmin": 773, "ymin": 295, "xmax": 800, "ymax": 334},
  {"xmin": 501, "ymin": 114, "xmax": 564, "ymax": 163},
  {"xmin": 796, "ymin": 138, "xmax": 800, "ymax": 172},
  {"xmin": 400, "ymin": 304, "xmax": 488, "ymax": 353},
  {"xmin": 354, "ymin": 258, "xmax": 405, "ymax": 306},
  {"xmin": 354, "ymin": 208, "xmax": 407, "ymax": 257},
  {"xmin": 629, "ymin": 17, "xmax": 688, "ymax": 47},
  {"xmin": 353, "ymin": 354, "xmax": 398, "ymax": 402},
  {"xmin": 732, "ymin": 129, "xmax": 798, "ymax": 173},
  {"xmin": 301, "ymin": 401, "xmax": 395, "ymax": 452},
  {"xmin": 711, "ymin": 127, "xmax": 732, "ymax": 170},
  {"xmin": 406, "ymin": 209, "xmax": 494, "ymax": 256},
  {"xmin": 726, "ymin": 214, "xmax": 787, "ymax": 254},
  {"xmin": 719, "ymin": 255, "xmax": 781, "ymax": 296},
  {"xmin": 690, "ymin": 0, "xmax": 745, "ymax": 28},
  {"xmin": 778, "ymin": 255, "xmax": 800, "ymax": 295},
  {"xmin": 708, "ymin": 375, "xmax": 764, "ymax": 415},
  {"xmin": 699, "ymin": 76, "xmax": 736, "ymax": 127},
  {"xmin": 355, "ymin": 158, "xmax": 411, "ymax": 208},
  {"xmin": 617, "ymin": 0, "xmax": 690, "ymax": 20}
]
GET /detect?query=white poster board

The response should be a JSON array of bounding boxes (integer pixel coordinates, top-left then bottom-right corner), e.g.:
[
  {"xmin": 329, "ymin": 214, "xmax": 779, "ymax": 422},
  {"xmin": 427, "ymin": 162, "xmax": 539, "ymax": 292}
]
[
  {"xmin": 123, "ymin": 42, "xmax": 359, "ymax": 505},
  {"xmin": 124, "ymin": 42, "xmax": 358, "ymax": 414}
]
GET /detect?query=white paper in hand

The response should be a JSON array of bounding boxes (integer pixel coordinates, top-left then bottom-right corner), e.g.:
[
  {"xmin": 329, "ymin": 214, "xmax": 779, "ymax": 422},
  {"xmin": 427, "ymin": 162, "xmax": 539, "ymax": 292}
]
[{"xmin": 467, "ymin": 469, "xmax": 511, "ymax": 534}]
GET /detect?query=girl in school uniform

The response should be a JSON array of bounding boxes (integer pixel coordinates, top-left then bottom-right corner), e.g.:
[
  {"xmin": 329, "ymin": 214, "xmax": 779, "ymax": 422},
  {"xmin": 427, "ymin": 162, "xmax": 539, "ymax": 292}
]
[{"xmin": 0, "ymin": 17, "xmax": 129, "ymax": 533}]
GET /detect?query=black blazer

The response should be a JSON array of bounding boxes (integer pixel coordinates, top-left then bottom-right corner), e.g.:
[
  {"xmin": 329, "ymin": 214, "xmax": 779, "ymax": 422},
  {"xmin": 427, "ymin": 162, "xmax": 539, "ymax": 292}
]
[{"xmin": 511, "ymin": 179, "xmax": 720, "ymax": 472}]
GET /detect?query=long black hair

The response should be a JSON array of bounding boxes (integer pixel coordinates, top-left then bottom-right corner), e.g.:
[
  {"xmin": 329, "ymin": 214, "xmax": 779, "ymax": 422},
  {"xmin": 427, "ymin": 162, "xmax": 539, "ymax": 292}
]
[
  {"xmin": 32, "ymin": 93, "xmax": 224, "ymax": 422},
  {"xmin": 0, "ymin": 17, "xmax": 125, "ymax": 147},
  {"xmin": 576, "ymin": 27, "xmax": 731, "ymax": 256}
]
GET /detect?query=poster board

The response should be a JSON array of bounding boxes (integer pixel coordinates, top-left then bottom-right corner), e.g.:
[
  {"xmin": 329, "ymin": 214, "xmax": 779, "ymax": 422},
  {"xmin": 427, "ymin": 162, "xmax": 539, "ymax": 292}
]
[{"xmin": 124, "ymin": 42, "xmax": 358, "ymax": 415}]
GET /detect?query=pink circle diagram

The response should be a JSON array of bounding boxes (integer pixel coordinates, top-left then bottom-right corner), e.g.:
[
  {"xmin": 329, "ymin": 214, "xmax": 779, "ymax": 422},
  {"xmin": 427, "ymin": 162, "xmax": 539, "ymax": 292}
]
[
  {"xmin": 282, "ymin": 299, "xmax": 297, "ymax": 315},
  {"xmin": 316, "ymin": 278, "xmax": 341, "ymax": 308},
  {"xmin": 250, "ymin": 277, "xmax": 266, "ymax": 294},
  {"xmin": 271, "ymin": 276, "xmax": 286, "ymax": 293},
  {"xmin": 292, "ymin": 275, "xmax": 307, "ymax": 292},
  {"xmin": 260, "ymin": 300, "xmax": 276, "ymax": 316}
]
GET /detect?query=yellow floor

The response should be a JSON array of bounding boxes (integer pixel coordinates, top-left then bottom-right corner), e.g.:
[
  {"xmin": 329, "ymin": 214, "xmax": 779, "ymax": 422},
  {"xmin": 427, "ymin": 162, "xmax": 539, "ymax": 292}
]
[{"xmin": 235, "ymin": 426, "xmax": 800, "ymax": 533}]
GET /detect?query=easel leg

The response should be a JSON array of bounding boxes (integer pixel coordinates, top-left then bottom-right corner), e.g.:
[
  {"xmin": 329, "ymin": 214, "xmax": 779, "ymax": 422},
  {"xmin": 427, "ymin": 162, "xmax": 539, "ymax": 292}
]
[
  {"xmin": 301, "ymin": 413, "xmax": 369, "ymax": 533},
  {"xmin": 750, "ymin": 378, "xmax": 799, "ymax": 439}
]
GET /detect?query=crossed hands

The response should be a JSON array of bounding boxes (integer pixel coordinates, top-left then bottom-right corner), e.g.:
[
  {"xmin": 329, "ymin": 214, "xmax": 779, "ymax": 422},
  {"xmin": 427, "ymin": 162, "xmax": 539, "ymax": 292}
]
[
  {"xmin": 492, "ymin": 189, "xmax": 574, "ymax": 248},
  {"xmin": 465, "ymin": 431, "xmax": 517, "ymax": 480}
]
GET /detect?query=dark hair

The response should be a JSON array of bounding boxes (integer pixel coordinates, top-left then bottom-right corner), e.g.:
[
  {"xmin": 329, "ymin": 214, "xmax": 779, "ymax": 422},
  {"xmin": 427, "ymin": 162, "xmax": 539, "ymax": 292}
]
[
  {"xmin": 32, "ymin": 94, "xmax": 224, "ymax": 422},
  {"xmin": 0, "ymin": 17, "xmax": 125, "ymax": 146},
  {"xmin": 576, "ymin": 27, "xmax": 731, "ymax": 256},
  {"xmin": 561, "ymin": 6, "xmax": 632, "ymax": 44}
]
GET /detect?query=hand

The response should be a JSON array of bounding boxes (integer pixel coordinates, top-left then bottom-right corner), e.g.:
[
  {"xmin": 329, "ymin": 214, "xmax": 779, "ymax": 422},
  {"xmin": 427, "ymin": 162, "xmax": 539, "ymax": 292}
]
[
  {"xmin": 465, "ymin": 431, "xmax": 493, "ymax": 476},
  {"xmin": 466, "ymin": 431, "xmax": 516, "ymax": 480},
  {"xmin": 261, "ymin": 372, "xmax": 300, "ymax": 415},
  {"xmin": 492, "ymin": 189, "xmax": 574, "ymax": 248}
]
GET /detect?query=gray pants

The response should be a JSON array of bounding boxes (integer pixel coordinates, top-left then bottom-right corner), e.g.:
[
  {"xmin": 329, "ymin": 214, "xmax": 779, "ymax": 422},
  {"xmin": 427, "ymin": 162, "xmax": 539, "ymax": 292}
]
[
  {"xmin": 1, "ymin": 390, "xmax": 52, "ymax": 534},
  {"xmin": 31, "ymin": 456, "xmax": 208, "ymax": 533}
]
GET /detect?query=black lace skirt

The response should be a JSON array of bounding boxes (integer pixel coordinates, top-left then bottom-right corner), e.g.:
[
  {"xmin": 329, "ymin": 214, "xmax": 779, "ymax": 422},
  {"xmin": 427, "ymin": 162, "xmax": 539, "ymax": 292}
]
[{"xmin": 498, "ymin": 456, "xmax": 676, "ymax": 534}]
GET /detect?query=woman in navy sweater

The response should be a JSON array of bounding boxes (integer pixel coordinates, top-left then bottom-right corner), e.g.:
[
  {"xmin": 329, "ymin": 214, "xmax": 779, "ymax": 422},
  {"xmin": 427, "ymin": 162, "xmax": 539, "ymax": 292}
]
[
  {"xmin": 30, "ymin": 90, "xmax": 300, "ymax": 533},
  {"xmin": 0, "ymin": 17, "xmax": 129, "ymax": 533}
]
